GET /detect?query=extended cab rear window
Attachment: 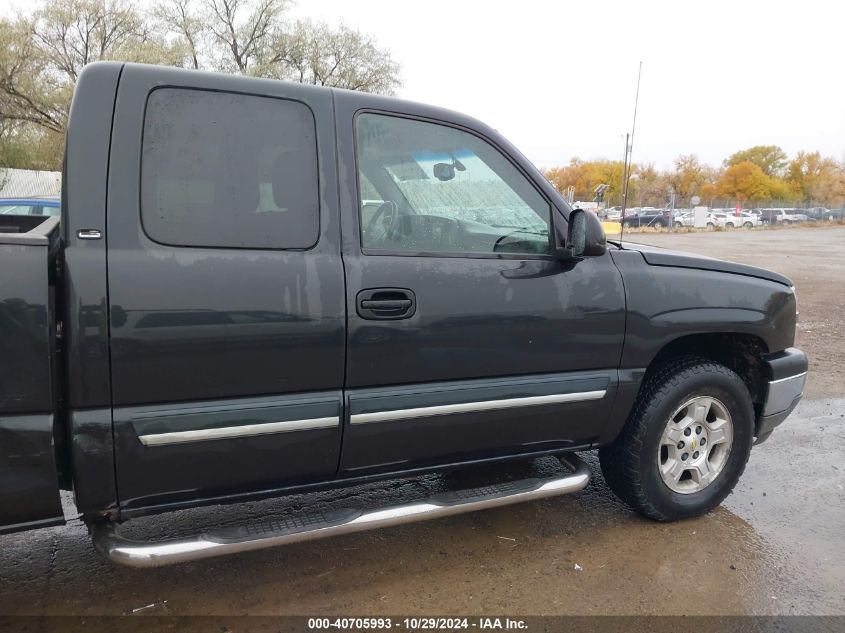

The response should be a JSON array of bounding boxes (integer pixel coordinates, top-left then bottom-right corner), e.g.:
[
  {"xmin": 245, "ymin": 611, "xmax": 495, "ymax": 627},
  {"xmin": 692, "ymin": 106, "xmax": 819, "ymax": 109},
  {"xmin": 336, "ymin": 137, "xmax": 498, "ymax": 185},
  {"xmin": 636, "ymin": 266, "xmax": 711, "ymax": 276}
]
[{"xmin": 141, "ymin": 88, "xmax": 319, "ymax": 249}]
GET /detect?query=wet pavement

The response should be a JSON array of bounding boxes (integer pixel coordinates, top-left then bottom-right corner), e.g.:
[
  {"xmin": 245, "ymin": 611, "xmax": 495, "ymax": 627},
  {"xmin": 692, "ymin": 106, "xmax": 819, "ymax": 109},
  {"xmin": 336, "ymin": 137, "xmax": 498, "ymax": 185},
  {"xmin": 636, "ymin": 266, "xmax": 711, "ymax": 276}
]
[{"xmin": 0, "ymin": 398, "xmax": 843, "ymax": 617}]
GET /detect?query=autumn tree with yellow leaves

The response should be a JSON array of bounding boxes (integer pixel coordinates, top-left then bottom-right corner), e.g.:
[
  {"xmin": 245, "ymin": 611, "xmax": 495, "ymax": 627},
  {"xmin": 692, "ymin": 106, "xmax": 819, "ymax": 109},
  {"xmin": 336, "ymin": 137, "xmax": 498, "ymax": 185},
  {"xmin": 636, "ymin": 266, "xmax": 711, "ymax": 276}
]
[{"xmin": 543, "ymin": 145, "xmax": 844, "ymax": 208}]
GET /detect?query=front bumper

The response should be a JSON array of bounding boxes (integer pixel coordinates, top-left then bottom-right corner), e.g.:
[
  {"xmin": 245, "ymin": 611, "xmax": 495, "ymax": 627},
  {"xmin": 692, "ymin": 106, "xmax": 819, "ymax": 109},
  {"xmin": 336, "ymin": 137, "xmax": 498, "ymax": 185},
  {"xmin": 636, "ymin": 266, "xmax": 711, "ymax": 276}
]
[{"xmin": 755, "ymin": 347, "xmax": 808, "ymax": 444}]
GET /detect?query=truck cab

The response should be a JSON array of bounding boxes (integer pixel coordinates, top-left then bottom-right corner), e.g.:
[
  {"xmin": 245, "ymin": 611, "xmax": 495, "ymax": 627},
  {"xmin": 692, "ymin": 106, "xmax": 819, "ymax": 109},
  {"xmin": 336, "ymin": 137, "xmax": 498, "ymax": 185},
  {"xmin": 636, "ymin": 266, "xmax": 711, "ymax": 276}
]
[{"xmin": 0, "ymin": 63, "xmax": 806, "ymax": 566}]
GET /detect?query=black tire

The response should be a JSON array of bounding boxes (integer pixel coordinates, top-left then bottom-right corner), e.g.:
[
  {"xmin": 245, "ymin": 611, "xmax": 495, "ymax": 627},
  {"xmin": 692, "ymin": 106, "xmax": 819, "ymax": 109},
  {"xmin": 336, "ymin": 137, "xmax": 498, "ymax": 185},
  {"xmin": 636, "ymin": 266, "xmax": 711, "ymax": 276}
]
[
  {"xmin": 653, "ymin": 220, "xmax": 665, "ymax": 228},
  {"xmin": 743, "ymin": 221, "xmax": 753, "ymax": 228},
  {"xmin": 598, "ymin": 356, "xmax": 754, "ymax": 521},
  {"xmin": 726, "ymin": 222, "xmax": 735, "ymax": 228}
]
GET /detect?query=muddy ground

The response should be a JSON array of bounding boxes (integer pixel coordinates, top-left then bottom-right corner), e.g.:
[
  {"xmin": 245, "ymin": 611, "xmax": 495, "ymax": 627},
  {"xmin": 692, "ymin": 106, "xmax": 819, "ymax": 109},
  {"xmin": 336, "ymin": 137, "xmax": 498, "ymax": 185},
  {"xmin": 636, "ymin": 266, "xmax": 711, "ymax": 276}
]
[{"xmin": 0, "ymin": 226, "xmax": 843, "ymax": 620}]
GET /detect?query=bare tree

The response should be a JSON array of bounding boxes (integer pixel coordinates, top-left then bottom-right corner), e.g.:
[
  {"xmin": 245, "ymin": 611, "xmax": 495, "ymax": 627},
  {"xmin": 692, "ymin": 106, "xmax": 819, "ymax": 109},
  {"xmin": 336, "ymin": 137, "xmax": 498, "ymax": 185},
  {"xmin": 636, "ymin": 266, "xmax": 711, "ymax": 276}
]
[
  {"xmin": 0, "ymin": 0, "xmax": 181, "ymax": 137},
  {"xmin": 0, "ymin": 113, "xmax": 66, "ymax": 170},
  {"xmin": 270, "ymin": 19, "xmax": 401, "ymax": 94},
  {"xmin": 153, "ymin": 0, "xmax": 204, "ymax": 69},
  {"xmin": 32, "ymin": 0, "xmax": 150, "ymax": 81},
  {"xmin": 0, "ymin": 18, "xmax": 69, "ymax": 133},
  {"xmin": 203, "ymin": 0, "xmax": 290, "ymax": 73},
  {"xmin": 0, "ymin": 0, "xmax": 402, "ymax": 169}
]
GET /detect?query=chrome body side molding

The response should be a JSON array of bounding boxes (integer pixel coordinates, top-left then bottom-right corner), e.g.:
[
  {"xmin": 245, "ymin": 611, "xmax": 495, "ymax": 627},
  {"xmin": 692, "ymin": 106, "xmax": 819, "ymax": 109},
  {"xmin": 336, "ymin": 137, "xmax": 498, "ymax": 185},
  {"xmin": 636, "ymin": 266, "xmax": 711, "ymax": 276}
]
[
  {"xmin": 125, "ymin": 392, "xmax": 342, "ymax": 448},
  {"xmin": 138, "ymin": 416, "xmax": 340, "ymax": 446},
  {"xmin": 350, "ymin": 390, "xmax": 607, "ymax": 425}
]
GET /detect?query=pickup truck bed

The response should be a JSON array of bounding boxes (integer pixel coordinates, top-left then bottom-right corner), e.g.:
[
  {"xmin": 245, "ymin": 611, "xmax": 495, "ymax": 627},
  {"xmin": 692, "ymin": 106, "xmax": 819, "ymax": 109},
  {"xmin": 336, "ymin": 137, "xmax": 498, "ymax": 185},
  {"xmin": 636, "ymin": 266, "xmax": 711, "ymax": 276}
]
[{"xmin": 0, "ymin": 215, "xmax": 65, "ymax": 533}]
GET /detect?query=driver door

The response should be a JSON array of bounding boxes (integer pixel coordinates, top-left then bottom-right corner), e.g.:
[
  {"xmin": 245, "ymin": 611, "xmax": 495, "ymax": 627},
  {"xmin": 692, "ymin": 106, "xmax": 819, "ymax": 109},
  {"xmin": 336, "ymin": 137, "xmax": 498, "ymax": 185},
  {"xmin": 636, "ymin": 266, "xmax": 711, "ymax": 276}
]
[{"xmin": 336, "ymin": 102, "xmax": 626, "ymax": 475}]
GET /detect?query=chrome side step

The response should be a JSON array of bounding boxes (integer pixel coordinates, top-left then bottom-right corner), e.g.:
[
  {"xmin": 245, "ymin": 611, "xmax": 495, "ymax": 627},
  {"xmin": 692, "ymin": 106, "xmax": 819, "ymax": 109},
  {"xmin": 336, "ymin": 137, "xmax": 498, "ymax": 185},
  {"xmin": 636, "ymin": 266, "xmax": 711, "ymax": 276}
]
[{"xmin": 93, "ymin": 455, "xmax": 590, "ymax": 568}]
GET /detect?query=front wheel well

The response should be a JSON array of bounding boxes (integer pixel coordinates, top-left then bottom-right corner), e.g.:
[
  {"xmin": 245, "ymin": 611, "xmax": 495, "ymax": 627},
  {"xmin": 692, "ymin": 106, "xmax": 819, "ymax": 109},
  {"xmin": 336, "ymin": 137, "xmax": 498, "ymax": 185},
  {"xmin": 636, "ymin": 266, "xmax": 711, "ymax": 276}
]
[{"xmin": 646, "ymin": 333, "xmax": 769, "ymax": 413}]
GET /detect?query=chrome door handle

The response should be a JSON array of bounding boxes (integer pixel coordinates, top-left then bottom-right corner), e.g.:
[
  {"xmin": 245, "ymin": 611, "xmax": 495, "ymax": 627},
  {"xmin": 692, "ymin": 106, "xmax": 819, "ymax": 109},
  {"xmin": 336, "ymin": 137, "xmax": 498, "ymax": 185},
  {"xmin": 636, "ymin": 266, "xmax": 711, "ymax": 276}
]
[{"xmin": 77, "ymin": 229, "xmax": 102, "ymax": 240}]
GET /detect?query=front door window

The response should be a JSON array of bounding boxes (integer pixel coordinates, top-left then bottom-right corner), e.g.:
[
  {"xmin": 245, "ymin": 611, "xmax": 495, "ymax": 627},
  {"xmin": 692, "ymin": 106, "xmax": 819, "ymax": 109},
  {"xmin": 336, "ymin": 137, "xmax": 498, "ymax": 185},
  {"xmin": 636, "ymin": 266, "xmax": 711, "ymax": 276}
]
[{"xmin": 356, "ymin": 113, "xmax": 552, "ymax": 256}]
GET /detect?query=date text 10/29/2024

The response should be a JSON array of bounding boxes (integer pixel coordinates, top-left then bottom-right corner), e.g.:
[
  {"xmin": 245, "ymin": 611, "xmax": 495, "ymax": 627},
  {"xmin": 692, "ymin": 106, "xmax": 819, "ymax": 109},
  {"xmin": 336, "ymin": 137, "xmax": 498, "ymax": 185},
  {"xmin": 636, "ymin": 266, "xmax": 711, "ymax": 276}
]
[{"xmin": 307, "ymin": 617, "xmax": 528, "ymax": 630}]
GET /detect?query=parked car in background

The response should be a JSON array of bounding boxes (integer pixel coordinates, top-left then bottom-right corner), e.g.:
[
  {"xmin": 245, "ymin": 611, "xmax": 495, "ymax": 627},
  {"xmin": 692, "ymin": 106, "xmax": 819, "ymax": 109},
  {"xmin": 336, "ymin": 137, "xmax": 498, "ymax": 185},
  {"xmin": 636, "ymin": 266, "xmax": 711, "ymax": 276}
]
[
  {"xmin": 707, "ymin": 211, "xmax": 733, "ymax": 229},
  {"xmin": 622, "ymin": 207, "xmax": 672, "ymax": 228},
  {"xmin": 757, "ymin": 208, "xmax": 805, "ymax": 225},
  {"xmin": 739, "ymin": 212, "xmax": 762, "ymax": 227},
  {"xmin": 603, "ymin": 206, "xmax": 623, "ymax": 220},
  {"xmin": 0, "ymin": 197, "xmax": 61, "ymax": 217},
  {"xmin": 710, "ymin": 213, "xmax": 725, "ymax": 227},
  {"xmin": 0, "ymin": 198, "xmax": 61, "ymax": 234},
  {"xmin": 719, "ymin": 211, "xmax": 761, "ymax": 228},
  {"xmin": 803, "ymin": 207, "xmax": 843, "ymax": 221},
  {"xmin": 673, "ymin": 212, "xmax": 694, "ymax": 227},
  {"xmin": 673, "ymin": 210, "xmax": 718, "ymax": 228}
]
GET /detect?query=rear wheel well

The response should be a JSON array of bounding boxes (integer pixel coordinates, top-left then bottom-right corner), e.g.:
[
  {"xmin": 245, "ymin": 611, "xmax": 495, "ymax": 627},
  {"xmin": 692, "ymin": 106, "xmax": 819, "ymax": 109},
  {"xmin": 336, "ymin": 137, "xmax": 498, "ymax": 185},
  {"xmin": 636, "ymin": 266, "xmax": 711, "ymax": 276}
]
[{"xmin": 646, "ymin": 334, "xmax": 768, "ymax": 414}]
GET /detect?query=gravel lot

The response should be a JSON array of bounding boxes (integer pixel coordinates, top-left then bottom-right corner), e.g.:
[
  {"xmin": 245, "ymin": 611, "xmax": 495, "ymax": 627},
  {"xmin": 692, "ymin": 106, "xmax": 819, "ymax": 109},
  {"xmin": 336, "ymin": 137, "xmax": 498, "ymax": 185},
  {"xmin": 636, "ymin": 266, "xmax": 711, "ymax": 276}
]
[{"xmin": 0, "ymin": 226, "xmax": 842, "ymax": 621}]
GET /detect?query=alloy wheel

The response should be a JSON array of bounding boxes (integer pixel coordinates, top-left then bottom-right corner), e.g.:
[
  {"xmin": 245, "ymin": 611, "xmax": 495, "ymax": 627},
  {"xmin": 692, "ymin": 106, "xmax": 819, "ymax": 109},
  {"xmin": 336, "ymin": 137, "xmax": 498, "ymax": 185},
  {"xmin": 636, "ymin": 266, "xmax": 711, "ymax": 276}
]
[{"xmin": 658, "ymin": 396, "xmax": 734, "ymax": 494}]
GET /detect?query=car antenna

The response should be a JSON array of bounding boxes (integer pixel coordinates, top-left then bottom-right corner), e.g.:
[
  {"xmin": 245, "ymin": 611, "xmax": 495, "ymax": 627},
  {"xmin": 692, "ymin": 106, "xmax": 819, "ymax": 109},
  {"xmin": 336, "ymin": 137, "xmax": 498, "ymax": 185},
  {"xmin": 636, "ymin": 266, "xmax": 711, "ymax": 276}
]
[{"xmin": 619, "ymin": 61, "xmax": 642, "ymax": 248}]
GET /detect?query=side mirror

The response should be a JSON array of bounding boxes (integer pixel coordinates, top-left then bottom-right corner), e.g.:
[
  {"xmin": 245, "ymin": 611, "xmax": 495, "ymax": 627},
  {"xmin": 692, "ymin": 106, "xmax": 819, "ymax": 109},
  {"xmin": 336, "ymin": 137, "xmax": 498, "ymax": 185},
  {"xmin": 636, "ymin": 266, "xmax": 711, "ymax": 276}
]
[
  {"xmin": 555, "ymin": 209, "xmax": 607, "ymax": 260},
  {"xmin": 582, "ymin": 209, "xmax": 608, "ymax": 256}
]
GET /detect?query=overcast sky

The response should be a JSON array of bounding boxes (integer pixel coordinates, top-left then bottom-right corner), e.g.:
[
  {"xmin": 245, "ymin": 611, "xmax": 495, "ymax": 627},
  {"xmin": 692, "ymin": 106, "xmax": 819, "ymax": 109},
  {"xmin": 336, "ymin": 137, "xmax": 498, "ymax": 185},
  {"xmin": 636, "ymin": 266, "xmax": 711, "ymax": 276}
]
[{"xmin": 6, "ymin": 0, "xmax": 844, "ymax": 169}]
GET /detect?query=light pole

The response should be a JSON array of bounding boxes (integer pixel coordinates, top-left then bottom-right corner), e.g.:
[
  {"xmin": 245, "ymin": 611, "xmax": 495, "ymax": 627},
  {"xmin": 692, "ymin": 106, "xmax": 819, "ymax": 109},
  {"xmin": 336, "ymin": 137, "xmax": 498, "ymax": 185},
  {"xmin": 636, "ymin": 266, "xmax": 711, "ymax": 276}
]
[
  {"xmin": 668, "ymin": 188, "xmax": 676, "ymax": 232},
  {"xmin": 620, "ymin": 61, "xmax": 643, "ymax": 241}
]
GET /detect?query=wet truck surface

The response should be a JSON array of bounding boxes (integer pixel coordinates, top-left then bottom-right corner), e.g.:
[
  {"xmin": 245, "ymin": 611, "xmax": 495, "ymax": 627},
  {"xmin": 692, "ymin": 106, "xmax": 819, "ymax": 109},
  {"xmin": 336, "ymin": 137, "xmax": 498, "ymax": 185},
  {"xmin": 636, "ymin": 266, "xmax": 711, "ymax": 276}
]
[{"xmin": 1, "ymin": 62, "xmax": 806, "ymax": 568}]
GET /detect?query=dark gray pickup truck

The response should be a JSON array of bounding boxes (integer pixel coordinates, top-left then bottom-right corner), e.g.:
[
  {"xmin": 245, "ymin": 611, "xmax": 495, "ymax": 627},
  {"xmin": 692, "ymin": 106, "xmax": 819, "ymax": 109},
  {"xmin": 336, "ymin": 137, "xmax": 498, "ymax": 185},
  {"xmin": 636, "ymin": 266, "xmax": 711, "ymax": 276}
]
[{"xmin": 0, "ymin": 62, "xmax": 806, "ymax": 568}]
